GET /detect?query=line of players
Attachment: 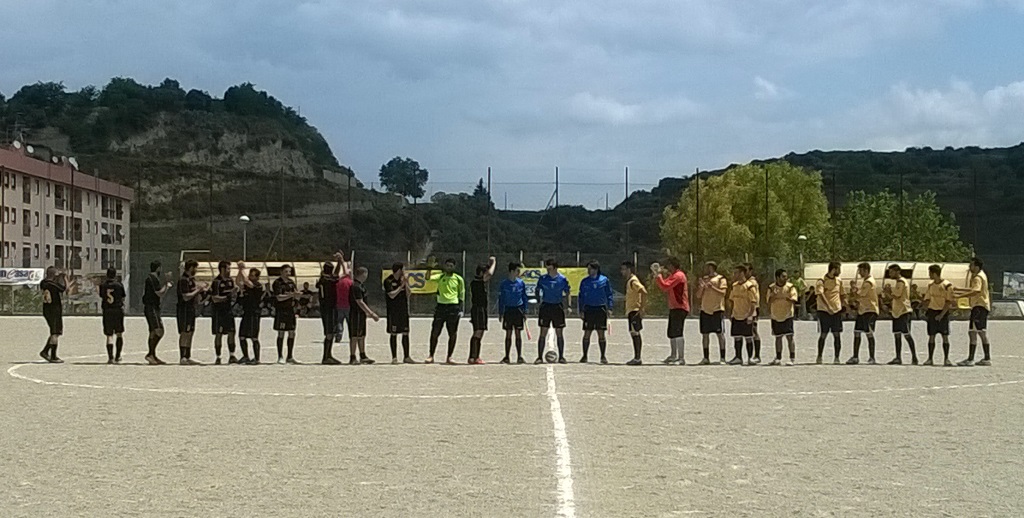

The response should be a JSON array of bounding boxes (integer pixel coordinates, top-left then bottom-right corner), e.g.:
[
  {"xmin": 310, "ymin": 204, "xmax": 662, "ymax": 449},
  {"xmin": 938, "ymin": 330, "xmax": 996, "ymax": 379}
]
[{"xmin": 35, "ymin": 252, "xmax": 993, "ymax": 368}]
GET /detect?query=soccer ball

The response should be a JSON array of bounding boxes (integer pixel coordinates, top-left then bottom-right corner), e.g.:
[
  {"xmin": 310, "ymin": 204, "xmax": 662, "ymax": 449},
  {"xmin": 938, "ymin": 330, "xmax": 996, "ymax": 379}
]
[{"xmin": 544, "ymin": 350, "xmax": 558, "ymax": 363}]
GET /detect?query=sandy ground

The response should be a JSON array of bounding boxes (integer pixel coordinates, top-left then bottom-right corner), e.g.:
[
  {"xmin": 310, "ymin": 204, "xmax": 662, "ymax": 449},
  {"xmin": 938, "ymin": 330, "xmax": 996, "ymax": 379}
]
[{"xmin": 1, "ymin": 315, "xmax": 1022, "ymax": 517}]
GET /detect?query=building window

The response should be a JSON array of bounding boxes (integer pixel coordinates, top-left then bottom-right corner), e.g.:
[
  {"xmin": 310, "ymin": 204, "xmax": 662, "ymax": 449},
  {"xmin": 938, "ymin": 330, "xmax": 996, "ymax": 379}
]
[
  {"xmin": 45, "ymin": 245, "xmax": 50, "ymax": 260},
  {"xmin": 54, "ymin": 215, "xmax": 65, "ymax": 240},
  {"xmin": 46, "ymin": 182, "xmax": 50, "ymax": 197},
  {"xmin": 34, "ymin": 211, "xmax": 39, "ymax": 228},
  {"xmin": 116, "ymin": 200, "xmax": 124, "ymax": 220},
  {"xmin": 101, "ymin": 248, "xmax": 109, "ymax": 268},
  {"xmin": 70, "ymin": 246, "xmax": 82, "ymax": 270},
  {"xmin": 11, "ymin": 209, "xmax": 16, "ymax": 224},
  {"xmin": 73, "ymin": 218, "xmax": 83, "ymax": 241},
  {"xmin": 22, "ymin": 210, "xmax": 30, "ymax": 237},
  {"xmin": 115, "ymin": 249, "xmax": 123, "ymax": 270},
  {"xmin": 11, "ymin": 174, "xmax": 16, "ymax": 189},
  {"xmin": 22, "ymin": 176, "xmax": 30, "ymax": 204},
  {"xmin": 85, "ymin": 248, "xmax": 90, "ymax": 260},
  {"xmin": 54, "ymin": 245, "xmax": 65, "ymax": 269},
  {"xmin": 114, "ymin": 224, "xmax": 123, "ymax": 244},
  {"xmin": 22, "ymin": 246, "xmax": 30, "ymax": 268},
  {"xmin": 73, "ymin": 189, "xmax": 83, "ymax": 213},
  {"xmin": 45, "ymin": 214, "xmax": 50, "ymax": 228},
  {"xmin": 93, "ymin": 222, "xmax": 97, "ymax": 234},
  {"xmin": 34, "ymin": 244, "xmax": 39, "ymax": 259},
  {"xmin": 35, "ymin": 179, "xmax": 39, "ymax": 195},
  {"xmin": 54, "ymin": 185, "xmax": 65, "ymax": 210}
]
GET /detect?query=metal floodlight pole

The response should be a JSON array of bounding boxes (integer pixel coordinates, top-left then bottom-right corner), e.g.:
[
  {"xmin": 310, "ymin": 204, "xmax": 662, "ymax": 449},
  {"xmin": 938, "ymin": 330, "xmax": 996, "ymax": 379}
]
[
  {"xmin": 694, "ymin": 168, "xmax": 701, "ymax": 261},
  {"xmin": 487, "ymin": 166, "xmax": 492, "ymax": 253}
]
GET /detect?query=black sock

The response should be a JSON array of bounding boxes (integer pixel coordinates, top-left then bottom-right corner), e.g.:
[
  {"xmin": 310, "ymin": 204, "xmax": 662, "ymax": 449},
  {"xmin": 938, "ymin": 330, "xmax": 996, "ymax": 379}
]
[
  {"xmin": 598, "ymin": 339, "xmax": 607, "ymax": 358},
  {"xmin": 631, "ymin": 335, "xmax": 642, "ymax": 359},
  {"xmin": 147, "ymin": 335, "xmax": 157, "ymax": 356},
  {"xmin": 833, "ymin": 334, "xmax": 841, "ymax": 358},
  {"xmin": 179, "ymin": 346, "xmax": 187, "ymax": 360},
  {"xmin": 894, "ymin": 335, "xmax": 903, "ymax": 360},
  {"xmin": 240, "ymin": 338, "xmax": 250, "ymax": 358},
  {"xmin": 323, "ymin": 337, "xmax": 333, "ymax": 361},
  {"xmin": 402, "ymin": 335, "xmax": 411, "ymax": 359},
  {"xmin": 469, "ymin": 336, "xmax": 480, "ymax": 360},
  {"xmin": 115, "ymin": 336, "xmax": 123, "ymax": 359},
  {"xmin": 582, "ymin": 339, "xmax": 590, "ymax": 358},
  {"xmin": 753, "ymin": 338, "xmax": 761, "ymax": 359},
  {"xmin": 515, "ymin": 335, "xmax": 523, "ymax": 359},
  {"xmin": 906, "ymin": 335, "xmax": 917, "ymax": 360},
  {"xmin": 286, "ymin": 337, "xmax": 295, "ymax": 359},
  {"xmin": 390, "ymin": 335, "xmax": 398, "ymax": 359},
  {"xmin": 702, "ymin": 344, "xmax": 710, "ymax": 361},
  {"xmin": 968, "ymin": 342, "xmax": 977, "ymax": 361},
  {"xmin": 276, "ymin": 337, "xmax": 284, "ymax": 359},
  {"xmin": 504, "ymin": 335, "xmax": 512, "ymax": 359},
  {"xmin": 185, "ymin": 346, "xmax": 192, "ymax": 359},
  {"xmin": 538, "ymin": 337, "xmax": 545, "ymax": 359},
  {"xmin": 557, "ymin": 336, "xmax": 565, "ymax": 359},
  {"xmin": 927, "ymin": 339, "xmax": 936, "ymax": 360},
  {"xmin": 981, "ymin": 341, "xmax": 990, "ymax": 361},
  {"xmin": 252, "ymin": 340, "xmax": 261, "ymax": 362},
  {"xmin": 228, "ymin": 339, "xmax": 236, "ymax": 355},
  {"xmin": 853, "ymin": 335, "xmax": 861, "ymax": 358},
  {"xmin": 734, "ymin": 338, "xmax": 743, "ymax": 359},
  {"xmin": 775, "ymin": 340, "xmax": 783, "ymax": 361},
  {"xmin": 867, "ymin": 336, "xmax": 875, "ymax": 360},
  {"xmin": 106, "ymin": 343, "xmax": 114, "ymax": 361},
  {"xmin": 215, "ymin": 338, "xmax": 222, "ymax": 358},
  {"xmin": 745, "ymin": 340, "xmax": 753, "ymax": 359},
  {"xmin": 942, "ymin": 339, "xmax": 950, "ymax": 361},
  {"xmin": 817, "ymin": 336, "xmax": 826, "ymax": 358}
]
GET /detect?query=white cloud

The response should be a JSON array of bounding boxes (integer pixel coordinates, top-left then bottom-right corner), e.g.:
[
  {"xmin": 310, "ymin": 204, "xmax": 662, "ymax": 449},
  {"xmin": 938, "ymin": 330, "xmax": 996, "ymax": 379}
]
[
  {"xmin": 565, "ymin": 92, "xmax": 703, "ymax": 126},
  {"xmin": 753, "ymin": 76, "xmax": 793, "ymax": 101}
]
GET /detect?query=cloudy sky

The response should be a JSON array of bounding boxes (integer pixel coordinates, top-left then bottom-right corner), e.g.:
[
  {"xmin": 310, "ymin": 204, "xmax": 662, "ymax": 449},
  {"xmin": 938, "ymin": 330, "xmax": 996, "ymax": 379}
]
[{"xmin": 2, "ymin": 0, "xmax": 1024, "ymax": 209}]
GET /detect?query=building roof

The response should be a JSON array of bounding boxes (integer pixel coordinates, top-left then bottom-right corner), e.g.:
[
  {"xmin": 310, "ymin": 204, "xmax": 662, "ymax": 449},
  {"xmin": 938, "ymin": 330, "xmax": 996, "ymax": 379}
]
[{"xmin": 0, "ymin": 145, "xmax": 134, "ymax": 202}]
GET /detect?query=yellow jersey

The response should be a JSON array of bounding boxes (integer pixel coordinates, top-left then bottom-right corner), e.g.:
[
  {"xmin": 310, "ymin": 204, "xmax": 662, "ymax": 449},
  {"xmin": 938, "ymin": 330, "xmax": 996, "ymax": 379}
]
[
  {"xmin": 815, "ymin": 275, "xmax": 842, "ymax": 314},
  {"xmin": 624, "ymin": 274, "xmax": 647, "ymax": 313},
  {"xmin": 925, "ymin": 280, "xmax": 955, "ymax": 311},
  {"xmin": 890, "ymin": 278, "xmax": 912, "ymax": 318},
  {"xmin": 700, "ymin": 274, "xmax": 728, "ymax": 314},
  {"xmin": 968, "ymin": 271, "xmax": 990, "ymax": 311},
  {"xmin": 856, "ymin": 276, "xmax": 879, "ymax": 315},
  {"xmin": 768, "ymin": 282, "xmax": 797, "ymax": 322},
  {"xmin": 729, "ymin": 279, "xmax": 759, "ymax": 320}
]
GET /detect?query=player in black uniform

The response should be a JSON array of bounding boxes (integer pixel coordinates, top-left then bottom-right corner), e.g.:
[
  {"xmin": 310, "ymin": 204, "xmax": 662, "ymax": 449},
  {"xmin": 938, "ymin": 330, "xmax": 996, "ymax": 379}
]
[
  {"xmin": 384, "ymin": 262, "xmax": 415, "ymax": 364},
  {"xmin": 349, "ymin": 266, "xmax": 379, "ymax": 364},
  {"xmin": 176, "ymin": 259, "xmax": 207, "ymax": 365},
  {"xmin": 316, "ymin": 252, "xmax": 345, "ymax": 365},
  {"xmin": 142, "ymin": 260, "xmax": 173, "ymax": 365},
  {"xmin": 100, "ymin": 267, "xmax": 127, "ymax": 364},
  {"xmin": 210, "ymin": 260, "xmax": 239, "ymax": 364},
  {"xmin": 235, "ymin": 262, "xmax": 264, "ymax": 364},
  {"xmin": 468, "ymin": 257, "xmax": 497, "ymax": 365},
  {"xmin": 272, "ymin": 264, "xmax": 301, "ymax": 364},
  {"xmin": 39, "ymin": 266, "xmax": 70, "ymax": 363}
]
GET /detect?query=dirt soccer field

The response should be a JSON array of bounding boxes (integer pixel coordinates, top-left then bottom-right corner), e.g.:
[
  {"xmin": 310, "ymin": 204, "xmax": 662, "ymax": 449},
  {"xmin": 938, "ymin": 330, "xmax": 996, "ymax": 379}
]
[{"xmin": 2, "ymin": 315, "xmax": 1022, "ymax": 517}]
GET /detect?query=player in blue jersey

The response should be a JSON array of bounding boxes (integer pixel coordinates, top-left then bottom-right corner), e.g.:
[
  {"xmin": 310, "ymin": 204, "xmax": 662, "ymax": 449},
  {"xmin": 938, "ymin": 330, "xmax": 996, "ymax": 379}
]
[
  {"xmin": 498, "ymin": 262, "xmax": 529, "ymax": 364},
  {"xmin": 535, "ymin": 258, "xmax": 571, "ymax": 364},
  {"xmin": 578, "ymin": 261, "xmax": 614, "ymax": 364}
]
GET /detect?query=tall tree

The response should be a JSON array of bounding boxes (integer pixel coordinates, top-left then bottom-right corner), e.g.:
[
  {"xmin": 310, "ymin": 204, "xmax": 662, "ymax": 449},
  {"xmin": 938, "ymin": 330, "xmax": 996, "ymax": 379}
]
[
  {"xmin": 379, "ymin": 156, "xmax": 429, "ymax": 203},
  {"xmin": 835, "ymin": 190, "xmax": 970, "ymax": 261},
  {"xmin": 661, "ymin": 162, "xmax": 832, "ymax": 266}
]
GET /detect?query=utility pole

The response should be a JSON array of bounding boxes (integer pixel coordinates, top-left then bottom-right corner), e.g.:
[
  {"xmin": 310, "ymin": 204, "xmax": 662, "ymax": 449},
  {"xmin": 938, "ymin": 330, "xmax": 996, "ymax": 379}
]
[
  {"xmin": 486, "ymin": 166, "xmax": 492, "ymax": 252},
  {"xmin": 695, "ymin": 168, "xmax": 701, "ymax": 260}
]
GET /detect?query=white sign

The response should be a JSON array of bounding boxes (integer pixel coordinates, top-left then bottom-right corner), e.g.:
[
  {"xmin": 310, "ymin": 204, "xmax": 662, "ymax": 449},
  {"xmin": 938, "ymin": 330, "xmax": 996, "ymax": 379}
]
[{"xmin": 0, "ymin": 268, "xmax": 45, "ymax": 286}]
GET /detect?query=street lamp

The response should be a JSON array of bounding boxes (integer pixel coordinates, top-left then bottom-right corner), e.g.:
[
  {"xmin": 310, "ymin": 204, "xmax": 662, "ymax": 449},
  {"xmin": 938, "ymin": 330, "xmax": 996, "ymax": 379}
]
[{"xmin": 239, "ymin": 215, "xmax": 250, "ymax": 261}]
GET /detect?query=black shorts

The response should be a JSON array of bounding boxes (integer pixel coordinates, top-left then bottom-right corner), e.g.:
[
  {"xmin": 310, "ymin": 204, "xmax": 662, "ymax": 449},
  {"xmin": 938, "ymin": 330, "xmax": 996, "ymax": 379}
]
[
  {"xmin": 470, "ymin": 306, "xmax": 488, "ymax": 332},
  {"xmin": 349, "ymin": 310, "xmax": 368, "ymax": 339},
  {"xmin": 970, "ymin": 307, "xmax": 989, "ymax": 331},
  {"xmin": 667, "ymin": 309, "xmax": 687, "ymax": 338},
  {"xmin": 321, "ymin": 305, "xmax": 339, "ymax": 335},
  {"xmin": 538, "ymin": 303, "xmax": 566, "ymax": 329},
  {"xmin": 176, "ymin": 304, "xmax": 196, "ymax": 333},
  {"xmin": 582, "ymin": 306, "xmax": 608, "ymax": 331},
  {"xmin": 239, "ymin": 312, "xmax": 261, "ymax": 339},
  {"xmin": 387, "ymin": 309, "xmax": 410, "ymax": 334},
  {"xmin": 817, "ymin": 310, "xmax": 843, "ymax": 334},
  {"xmin": 731, "ymin": 318, "xmax": 753, "ymax": 337},
  {"xmin": 102, "ymin": 308, "xmax": 125, "ymax": 336},
  {"xmin": 43, "ymin": 306, "xmax": 63, "ymax": 336},
  {"xmin": 854, "ymin": 312, "xmax": 877, "ymax": 334},
  {"xmin": 432, "ymin": 304, "xmax": 461, "ymax": 335},
  {"xmin": 144, "ymin": 305, "xmax": 163, "ymax": 332},
  {"xmin": 212, "ymin": 308, "xmax": 235, "ymax": 335},
  {"xmin": 274, "ymin": 308, "xmax": 296, "ymax": 332},
  {"xmin": 699, "ymin": 311, "xmax": 724, "ymax": 335},
  {"xmin": 892, "ymin": 313, "xmax": 912, "ymax": 335},
  {"xmin": 502, "ymin": 308, "xmax": 525, "ymax": 331},
  {"xmin": 627, "ymin": 311, "xmax": 643, "ymax": 333},
  {"xmin": 771, "ymin": 318, "xmax": 794, "ymax": 337},
  {"xmin": 926, "ymin": 309, "xmax": 950, "ymax": 336}
]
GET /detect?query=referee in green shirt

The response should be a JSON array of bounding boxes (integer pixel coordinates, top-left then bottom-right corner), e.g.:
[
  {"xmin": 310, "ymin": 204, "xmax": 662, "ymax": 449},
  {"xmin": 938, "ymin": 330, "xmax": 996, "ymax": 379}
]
[{"xmin": 426, "ymin": 258, "xmax": 466, "ymax": 364}]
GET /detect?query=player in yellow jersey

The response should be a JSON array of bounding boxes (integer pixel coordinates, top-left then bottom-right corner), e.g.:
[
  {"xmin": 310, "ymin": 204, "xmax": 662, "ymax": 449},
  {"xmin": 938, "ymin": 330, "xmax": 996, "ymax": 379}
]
[
  {"xmin": 814, "ymin": 261, "xmax": 844, "ymax": 364},
  {"xmin": 696, "ymin": 262, "xmax": 729, "ymax": 364},
  {"xmin": 847, "ymin": 262, "xmax": 879, "ymax": 365},
  {"xmin": 727, "ymin": 264, "xmax": 759, "ymax": 365},
  {"xmin": 955, "ymin": 257, "xmax": 992, "ymax": 366},
  {"xmin": 922, "ymin": 264, "xmax": 956, "ymax": 366},
  {"xmin": 742, "ymin": 263, "xmax": 763, "ymax": 364},
  {"xmin": 767, "ymin": 269, "xmax": 798, "ymax": 365},
  {"xmin": 884, "ymin": 264, "xmax": 918, "ymax": 365}
]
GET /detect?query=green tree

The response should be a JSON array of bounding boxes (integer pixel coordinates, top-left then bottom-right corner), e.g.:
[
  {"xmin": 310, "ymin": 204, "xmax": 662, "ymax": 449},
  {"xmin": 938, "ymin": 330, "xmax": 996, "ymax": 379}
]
[
  {"xmin": 661, "ymin": 162, "xmax": 831, "ymax": 266},
  {"xmin": 835, "ymin": 190, "xmax": 970, "ymax": 261},
  {"xmin": 379, "ymin": 156, "xmax": 429, "ymax": 203}
]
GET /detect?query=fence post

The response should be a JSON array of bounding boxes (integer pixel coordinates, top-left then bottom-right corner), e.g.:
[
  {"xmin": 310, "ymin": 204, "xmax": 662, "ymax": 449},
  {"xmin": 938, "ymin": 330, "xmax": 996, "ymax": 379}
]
[
  {"xmin": 461, "ymin": 250, "xmax": 467, "ymax": 312},
  {"xmin": 576, "ymin": 251, "xmax": 580, "ymax": 266}
]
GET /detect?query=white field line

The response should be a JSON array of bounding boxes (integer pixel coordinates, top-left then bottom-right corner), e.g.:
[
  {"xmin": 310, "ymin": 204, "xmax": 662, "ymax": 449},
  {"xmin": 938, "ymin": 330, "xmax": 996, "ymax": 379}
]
[{"xmin": 545, "ymin": 365, "xmax": 576, "ymax": 518}]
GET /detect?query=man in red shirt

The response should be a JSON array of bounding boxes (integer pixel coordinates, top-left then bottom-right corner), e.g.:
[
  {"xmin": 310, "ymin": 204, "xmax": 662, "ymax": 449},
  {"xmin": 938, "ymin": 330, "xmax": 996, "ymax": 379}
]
[
  {"xmin": 653, "ymin": 257, "xmax": 690, "ymax": 364},
  {"xmin": 334, "ymin": 259, "xmax": 353, "ymax": 343}
]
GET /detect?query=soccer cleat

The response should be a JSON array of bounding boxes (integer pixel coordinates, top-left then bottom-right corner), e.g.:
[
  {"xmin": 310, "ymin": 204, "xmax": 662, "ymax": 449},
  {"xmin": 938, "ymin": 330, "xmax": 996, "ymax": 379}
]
[
  {"xmin": 957, "ymin": 359, "xmax": 974, "ymax": 367},
  {"xmin": 277, "ymin": 358, "xmax": 286, "ymax": 365},
  {"xmin": 180, "ymin": 358, "xmax": 190, "ymax": 366},
  {"xmin": 750, "ymin": 357, "xmax": 761, "ymax": 365},
  {"xmin": 626, "ymin": 358, "xmax": 642, "ymax": 366},
  {"xmin": 698, "ymin": 358, "xmax": 711, "ymax": 366},
  {"xmin": 976, "ymin": 359, "xmax": 992, "ymax": 366},
  {"xmin": 943, "ymin": 359, "xmax": 954, "ymax": 367},
  {"xmin": 114, "ymin": 356, "xmax": 122, "ymax": 364},
  {"xmin": 153, "ymin": 356, "xmax": 167, "ymax": 365},
  {"xmin": 911, "ymin": 357, "xmax": 919, "ymax": 365},
  {"xmin": 445, "ymin": 357, "xmax": 457, "ymax": 365},
  {"xmin": 39, "ymin": 348, "xmax": 50, "ymax": 362},
  {"xmin": 678, "ymin": 358, "xmax": 686, "ymax": 366},
  {"xmin": 237, "ymin": 357, "xmax": 251, "ymax": 365},
  {"xmin": 392, "ymin": 358, "xmax": 400, "ymax": 365},
  {"xmin": 727, "ymin": 357, "xmax": 743, "ymax": 366},
  {"xmin": 579, "ymin": 356, "xmax": 588, "ymax": 364},
  {"xmin": 214, "ymin": 357, "xmax": 223, "ymax": 365},
  {"xmin": 785, "ymin": 359, "xmax": 795, "ymax": 366},
  {"xmin": 321, "ymin": 357, "xmax": 341, "ymax": 365},
  {"xmin": 424, "ymin": 357, "xmax": 435, "ymax": 364},
  {"xmin": 49, "ymin": 356, "xmax": 64, "ymax": 364},
  {"xmin": 663, "ymin": 356, "xmax": 678, "ymax": 365},
  {"xmin": 286, "ymin": 357, "xmax": 300, "ymax": 365},
  {"xmin": 768, "ymin": 359, "xmax": 781, "ymax": 366},
  {"xmin": 833, "ymin": 358, "xmax": 841, "ymax": 365},
  {"xmin": 535, "ymin": 357, "xmax": 545, "ymax": 365},
  {"xmin": 922, "ymin": 358, "xmax": 934, "ymax": 366},
  {"xmin": 499, "ymin": 357, "xmax": 511, "ymax": 365},
  {"xmin": 107, "ymin": 358, "xmax": 114, "ymax": 365},
  {"xmin": 845, "ymin": 357, "xmax": 860, "ymax": 365},
  {"xmin": 557, "ymin": 357, "xmax": 567, "ymax": 364},
  {"xmin": 473, "ymin": 358, "xmax": 485, "ymax": 365},
  {"xmin": 248, "ymin": 360, "xmax": 260, "ymax": 366},
  {"xmin": 517, "ymin": 357, "xmax": 526, "ymax": 365},
  {"xmin": 348, "ymin": 356, "xmax": 359, "ymax": 365},
  {"xmin": 403, "ymin": 357, "xmax": 418, "ymax": 364},
  {"xmin": 599, "ymin": 357, "xmax": 609, "ymax": 365},
  {"xmin": 228, "ymin": 355, "xmax": 239, "ymax": 364},
  {"xmin": 361, "ymin": 356, "xmax": 375, "ymax": 365},
  {"xmin": 718, "ymin": 359, "xmax": 727, "ymax": 365},
  {"xmin": 185, "ymin": 358, "xmax": 201, "ymax": 365},
  {"xmin": 815, "ymin": 356, "xmax": 823, "ymax": 365},
  {"xmin": 887, "ymin": 358, "xmax": 902, "ymax": 365},
  {"xmin": 866, "ymin": 358, "xmax": 877, "ymax": 365}
]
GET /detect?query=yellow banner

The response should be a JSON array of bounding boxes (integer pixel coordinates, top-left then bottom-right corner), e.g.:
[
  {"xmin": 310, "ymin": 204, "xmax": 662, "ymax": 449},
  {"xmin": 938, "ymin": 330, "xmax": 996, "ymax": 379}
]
[{"xmin": 382, "ymin": 267, "xmax": 590, "ymax": 296}]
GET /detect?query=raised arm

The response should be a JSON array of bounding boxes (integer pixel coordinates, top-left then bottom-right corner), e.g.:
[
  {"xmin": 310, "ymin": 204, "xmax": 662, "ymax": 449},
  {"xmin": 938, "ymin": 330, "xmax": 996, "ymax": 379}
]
[{"xmin": 482, "ymin": 256, "xmax": 496, "ymax": 282}]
